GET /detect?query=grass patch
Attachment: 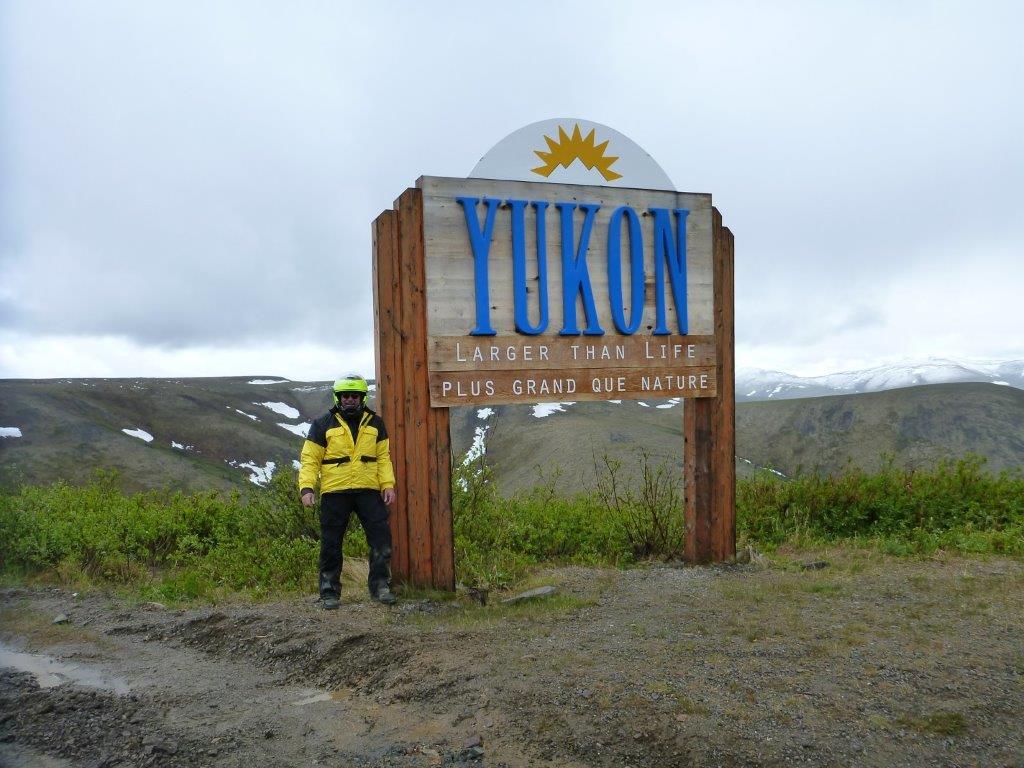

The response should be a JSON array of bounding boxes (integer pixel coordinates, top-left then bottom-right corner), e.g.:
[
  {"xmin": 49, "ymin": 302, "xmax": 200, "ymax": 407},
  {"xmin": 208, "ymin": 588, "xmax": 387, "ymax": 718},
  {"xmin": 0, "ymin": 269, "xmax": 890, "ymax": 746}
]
[
  {"xmin": 406, "ymin": 593, "xmax": 592, "ymax": 631},
  {"xmin": 0, "ymin": 604, "xmax": 113, "ymax": 649},
  {"xmin": 897, "ymin": 710, "xmax": 968, "ymax": 736},
  {"xmin": 1, "ymin": 455, "xmax": 1021, "ymax": 603},
  {"xmin": 674, "ymin": 695, "xmax": 711, "ymax": 716}
]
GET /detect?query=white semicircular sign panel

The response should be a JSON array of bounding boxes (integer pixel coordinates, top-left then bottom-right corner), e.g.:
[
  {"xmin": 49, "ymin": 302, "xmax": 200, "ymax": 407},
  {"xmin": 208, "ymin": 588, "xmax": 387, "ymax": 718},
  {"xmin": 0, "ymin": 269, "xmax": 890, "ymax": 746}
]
[{"xmin": 470, "ymin": 118, "xmax": 675, "ymax": 191}]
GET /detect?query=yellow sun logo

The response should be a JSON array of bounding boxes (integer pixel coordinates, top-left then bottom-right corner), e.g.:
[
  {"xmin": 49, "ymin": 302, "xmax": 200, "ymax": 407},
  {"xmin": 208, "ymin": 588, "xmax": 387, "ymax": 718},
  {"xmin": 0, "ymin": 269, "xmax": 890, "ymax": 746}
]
[{"xmin": 531, "ymin": 123, "xmax": 622, "ymax": 182}]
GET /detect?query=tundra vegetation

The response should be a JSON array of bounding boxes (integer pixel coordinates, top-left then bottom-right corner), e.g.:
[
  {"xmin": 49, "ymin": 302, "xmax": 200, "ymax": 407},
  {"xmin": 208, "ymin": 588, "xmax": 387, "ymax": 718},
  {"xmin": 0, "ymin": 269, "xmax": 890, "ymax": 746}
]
[{"xmin": 0, "ymin": 456, "xmax": 1021, "ymax": 602}]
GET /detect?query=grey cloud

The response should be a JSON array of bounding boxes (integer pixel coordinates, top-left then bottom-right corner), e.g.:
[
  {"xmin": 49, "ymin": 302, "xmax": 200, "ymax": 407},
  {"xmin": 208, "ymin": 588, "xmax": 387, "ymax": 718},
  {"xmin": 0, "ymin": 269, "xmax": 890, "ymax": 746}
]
[{"xmin": 1, "ymin": 1, "xmax": 1022, "ymax": 371}]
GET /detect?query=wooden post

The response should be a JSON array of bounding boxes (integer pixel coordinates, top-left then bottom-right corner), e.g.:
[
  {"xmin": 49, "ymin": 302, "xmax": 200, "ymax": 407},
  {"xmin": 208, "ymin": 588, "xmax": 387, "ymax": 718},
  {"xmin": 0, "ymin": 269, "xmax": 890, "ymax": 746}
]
[
  {"xmin": 712, "ymin": 218, "xmax": 736, "ymax": 560},
  {"xmin": 372, "ymin": 209, "xmax": 409, "ymax": 581},
  {"xmin": 683, "ymin": 208, "xmax": 735, "ymax": 562},
  {"xmin": 372, "ymin": 190, "xmax": 455, "ymax": 590}
]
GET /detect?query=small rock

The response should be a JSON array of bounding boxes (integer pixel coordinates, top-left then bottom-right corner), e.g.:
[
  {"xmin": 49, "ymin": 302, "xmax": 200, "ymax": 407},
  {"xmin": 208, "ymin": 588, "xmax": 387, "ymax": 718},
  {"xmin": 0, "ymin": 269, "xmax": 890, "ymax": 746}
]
[
  {"xmin": 264, "ymin": 729, "xmax": 275, "ymax": 739},
  {"xmin": 464, "ymin": 734, "xmax": 483, "ymax": 749},
  {"xmin": 464, "ymin": 745, "xmax": 485, "ymax": 759},
  {"xmin": 141, "ymin": 602, "xmax": 167, "ymax": 611},
  {"xmin": 735, "ymin": 545, "xmax": 766, "ymax": 565},
  {"xmin": 800, "ymin": 560, "xmax": 830, "ymax": 571},
  {"xmin": 52, "ymin": 613, "xmax": 70, "ymax": 625},
  {"xmin": 501, "ymin": 585, "xmax": 557, "ymax": 604}
]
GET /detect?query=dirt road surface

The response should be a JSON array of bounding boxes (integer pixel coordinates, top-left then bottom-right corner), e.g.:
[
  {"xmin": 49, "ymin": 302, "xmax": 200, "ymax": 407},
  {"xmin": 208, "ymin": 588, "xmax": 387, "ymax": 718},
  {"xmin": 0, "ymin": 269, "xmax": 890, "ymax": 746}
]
[{"xmin": 2, "ymin": 552, "xmax": 1022, "ymax": 767}]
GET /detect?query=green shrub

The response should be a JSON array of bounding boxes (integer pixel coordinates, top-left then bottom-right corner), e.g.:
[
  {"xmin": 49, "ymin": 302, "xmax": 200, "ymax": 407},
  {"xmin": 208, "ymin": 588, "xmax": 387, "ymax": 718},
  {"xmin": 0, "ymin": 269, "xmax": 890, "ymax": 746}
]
[
  {"xmin": 737, "ymin": 456, "xmax": 1024, "ymax": 554},
  {"xmin": 0, "ymin": 466, "xmax": 338, "ymax": 599},
  {"xmin": 2, "ymin": 454, "xmax": 1021, "ymax": 602}
]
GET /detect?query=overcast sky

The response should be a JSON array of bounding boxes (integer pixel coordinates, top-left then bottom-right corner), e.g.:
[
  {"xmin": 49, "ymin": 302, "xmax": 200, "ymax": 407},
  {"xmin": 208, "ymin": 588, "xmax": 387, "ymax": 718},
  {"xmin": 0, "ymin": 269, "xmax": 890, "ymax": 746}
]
[{"xmin": 1, "ymin": 1, "xmax": 1021, "ymax": 380}]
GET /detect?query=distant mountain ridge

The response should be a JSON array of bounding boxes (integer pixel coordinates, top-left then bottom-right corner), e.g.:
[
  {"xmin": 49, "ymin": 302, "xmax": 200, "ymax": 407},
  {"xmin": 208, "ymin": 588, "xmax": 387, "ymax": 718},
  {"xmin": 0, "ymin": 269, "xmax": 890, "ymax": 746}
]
[
  {"xmin": 737, "ymin": 358, "xmax": 1024, "ymax": 402},
  {"xmin": 2, "ymin": 362, "xmax": 1022, "ymax": 495}
]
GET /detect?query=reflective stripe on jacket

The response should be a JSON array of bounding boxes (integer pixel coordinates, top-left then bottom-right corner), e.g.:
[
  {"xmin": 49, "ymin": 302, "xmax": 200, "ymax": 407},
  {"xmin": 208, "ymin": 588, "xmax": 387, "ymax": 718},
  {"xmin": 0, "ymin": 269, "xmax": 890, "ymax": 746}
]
[{"xmin": 298, "ymin": 407, "xmax": 396, "ymax": 493}]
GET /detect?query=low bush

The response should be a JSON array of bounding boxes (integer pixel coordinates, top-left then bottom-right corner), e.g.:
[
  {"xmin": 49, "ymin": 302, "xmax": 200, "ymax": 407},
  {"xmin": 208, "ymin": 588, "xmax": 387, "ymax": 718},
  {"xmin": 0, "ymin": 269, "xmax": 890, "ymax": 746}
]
[
  {"xmin": 1, "ymin": 455, "xmax": 1020, "ymax": 600},
  {"xmin": 736, "ymin": 456, "xmax": 1024, "ymax": 555},
  {"xmin": 452, "ymin": 456, "xmax": 631, "ymax": 588},
  {"xmin": 0, "ymin": 466, "xmax": 365, "ymax": 599}
]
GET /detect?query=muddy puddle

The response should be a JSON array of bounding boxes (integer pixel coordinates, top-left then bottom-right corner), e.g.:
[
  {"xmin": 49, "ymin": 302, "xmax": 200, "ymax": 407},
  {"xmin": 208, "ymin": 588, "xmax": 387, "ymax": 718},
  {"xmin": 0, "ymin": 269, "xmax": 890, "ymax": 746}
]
[
  {"xmin": 291, "ymin": 688, "xmax": 351, "ymax": 706},
  {"xmin": 0, "ymin": 642, "xmax": 131, "ymax": 694}
]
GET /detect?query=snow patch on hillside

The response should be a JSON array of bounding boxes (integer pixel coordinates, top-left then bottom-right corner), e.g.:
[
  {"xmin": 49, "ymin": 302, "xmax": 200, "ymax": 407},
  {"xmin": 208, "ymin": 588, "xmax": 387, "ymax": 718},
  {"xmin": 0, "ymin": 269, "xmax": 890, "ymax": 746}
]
[
  {"xmin": 533, "ymin": 402, "xmax": 574, "ymax": 418},
  {"xmin": 122, "ymin": 428, "xmax": 153, "ymax": 443},
  {"xmin": 291, "ymin": 385, "xmax": 330, "ymax": 393},
  {"xmin": 464, "ymin": 426, "xmax": 488, "ymax": 464},
  {"xmin": 234, "ymin": 409, "xmax": 259, "ymax": 421},
  {"xmin": 248, "ymin": 379, "xmax": 289, "ymax": 385},
  {"xmin": 227, "ymin": 460, "xmax": 276, "ymax": 485},
  {"xmin": 170, "ymin": 441, "xmax": 195, "ymax": 451},
  {"xmin": 279, "ymin": 422, "xmax": 310, "ymax": 437},
  {"xmin": 258, "ymin": 401, "xmax": 299, "ymax": 419},
  {"xmin": 737, "ymin": 358, "xmax": 1024, "ymax": 402},
  {"xmin": 1, "ymin": 427, "xmax": 23, "ymax": 438}
]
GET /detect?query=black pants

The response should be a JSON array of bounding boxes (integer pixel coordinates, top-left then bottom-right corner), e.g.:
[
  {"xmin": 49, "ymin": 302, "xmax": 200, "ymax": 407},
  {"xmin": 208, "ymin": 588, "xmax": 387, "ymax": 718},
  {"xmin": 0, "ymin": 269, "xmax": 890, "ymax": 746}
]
[{"xmin": 318, "ymin": 490, "xmax": 392, "ymax": 599}]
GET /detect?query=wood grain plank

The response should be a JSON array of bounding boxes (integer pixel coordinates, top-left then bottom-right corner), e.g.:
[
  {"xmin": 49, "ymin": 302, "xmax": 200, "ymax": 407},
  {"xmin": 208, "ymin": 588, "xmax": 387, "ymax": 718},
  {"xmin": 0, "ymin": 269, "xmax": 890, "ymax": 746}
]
[
  {"xmin": 397, "ymin": 188, "xmax": 434, "ymax": 587},
  {"xmin": 417, "ymin": 177, "xmax": 715, "ymax": 339},
  {"xmin": 712, "ymin": 218, "xmax": 736, "ymax": 561},
  {"xmin": 372, "ymin": 208, "xmax": 409, "ymax": 582},
  {"xmin": 428, "ymin": 407, "xmax": 454, "ymax": 590},
  {"xmin": 428, "ymin": 366, "xmax": 717, "ymax": 407},
  {"xmin": 428, "ymin": 335, "xmax": 716, "ymax": 372},
  {"xmin": 684, "ymin": 397, "xmax": 713, "ymax": 563}
]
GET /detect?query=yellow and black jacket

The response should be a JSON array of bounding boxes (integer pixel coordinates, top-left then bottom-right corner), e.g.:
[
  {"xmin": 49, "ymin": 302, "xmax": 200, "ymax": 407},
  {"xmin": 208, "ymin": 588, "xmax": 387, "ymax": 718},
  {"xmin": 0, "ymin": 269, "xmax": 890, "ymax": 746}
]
[{"xmin": 298, "ymin": 407, "xmax": 396, "ymax": 495}]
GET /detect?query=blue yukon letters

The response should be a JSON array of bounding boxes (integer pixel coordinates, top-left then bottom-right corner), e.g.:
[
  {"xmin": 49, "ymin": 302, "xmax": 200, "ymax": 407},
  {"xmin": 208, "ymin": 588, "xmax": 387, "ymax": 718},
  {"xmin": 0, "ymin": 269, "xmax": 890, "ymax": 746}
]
[{"xmin": 456, "ymin": 197, "xmax": 689, "ymax": 337}]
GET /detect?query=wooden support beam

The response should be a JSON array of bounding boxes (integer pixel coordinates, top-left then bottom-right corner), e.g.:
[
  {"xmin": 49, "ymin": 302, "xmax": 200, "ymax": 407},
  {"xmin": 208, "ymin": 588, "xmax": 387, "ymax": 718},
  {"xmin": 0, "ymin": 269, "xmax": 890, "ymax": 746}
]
[
  {"xmin": 684, "ymin": 396, "xmax": 714, "ymax": 563},
  {"xmin": 396, "ymin": 188, "xmax": 434, "ymax": 586},
  {"xmin": 372, "ymin": 209, "xmax": 409, "ymax": 582},
  {"xmin": 712, "ymin": 219, "xmax": 736, "ymax": 560},
  {"xmin": 684, "ymin": 207, "xmax": 735, "ymax": 563},
  {"xmin": 429, "ymin": 408, "xmax": 454, "ymax": 590}
]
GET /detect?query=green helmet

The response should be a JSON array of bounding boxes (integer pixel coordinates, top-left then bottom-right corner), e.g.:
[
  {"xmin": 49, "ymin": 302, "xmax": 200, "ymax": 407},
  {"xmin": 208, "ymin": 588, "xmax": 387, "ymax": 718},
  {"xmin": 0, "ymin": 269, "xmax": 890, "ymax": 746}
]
[{"xmin": 333, "ymin": 374, "xmax": 369, "ymax": 410}]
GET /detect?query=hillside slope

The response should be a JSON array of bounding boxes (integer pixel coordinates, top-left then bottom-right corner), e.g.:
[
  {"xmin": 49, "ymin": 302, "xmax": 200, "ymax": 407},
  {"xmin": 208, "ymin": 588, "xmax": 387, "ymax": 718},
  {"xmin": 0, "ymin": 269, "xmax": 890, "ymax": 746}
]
[
  {"xmin": 452, "ymin": 383, "xmax": 1024, "ymax": 495},
  {"xmin": 0, "ymin": 377, "xmax": 330, "ymax": 492},
  {"xmin": 735, "ymin": 381, "xmax": 1024, "ymax": 477},
  {"xmin": 2, "ymin": 378, "xmax": 1021, "ymax": 495}
]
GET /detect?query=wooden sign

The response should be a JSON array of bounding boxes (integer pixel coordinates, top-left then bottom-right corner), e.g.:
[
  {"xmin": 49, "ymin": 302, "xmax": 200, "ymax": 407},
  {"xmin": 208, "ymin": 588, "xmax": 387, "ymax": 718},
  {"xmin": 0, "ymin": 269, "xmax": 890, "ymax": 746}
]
[
  {"xmin": 372, "ymin": 119, "xmax": 736, "ymax": 590},
  {"xmin": 419, "ymin": 177, "xmax": 717, "ymax": 407}
]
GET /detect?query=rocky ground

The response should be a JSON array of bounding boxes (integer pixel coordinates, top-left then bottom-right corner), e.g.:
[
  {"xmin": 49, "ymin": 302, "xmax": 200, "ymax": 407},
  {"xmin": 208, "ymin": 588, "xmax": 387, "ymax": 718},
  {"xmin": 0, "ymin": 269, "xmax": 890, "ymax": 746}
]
[{"xmin": 1, "ymin": 550, "xmax": 1023, "ymax": 767}]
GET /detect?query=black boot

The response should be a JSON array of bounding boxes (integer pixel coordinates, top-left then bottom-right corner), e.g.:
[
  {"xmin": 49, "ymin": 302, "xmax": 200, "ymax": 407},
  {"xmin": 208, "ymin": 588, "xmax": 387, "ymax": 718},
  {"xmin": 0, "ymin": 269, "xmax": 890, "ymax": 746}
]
[
  {"xmin": 368, "ymin": 546, "xmax": 396, "ymax": 604},
  {"xmin": 319, "ymin": 569, "xmax": 341, "ymax": 610},
  {"xmin": 372, "ymin": 583, "xmax": 397, "ymax": 605}
]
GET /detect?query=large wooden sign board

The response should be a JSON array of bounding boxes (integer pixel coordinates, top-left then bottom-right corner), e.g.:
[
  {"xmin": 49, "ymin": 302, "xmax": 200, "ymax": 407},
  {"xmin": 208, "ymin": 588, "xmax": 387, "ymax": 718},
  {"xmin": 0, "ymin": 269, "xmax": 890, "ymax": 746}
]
[{"xmin": 373, "ymin": 122, "xmax": 734, "ymax": 589}]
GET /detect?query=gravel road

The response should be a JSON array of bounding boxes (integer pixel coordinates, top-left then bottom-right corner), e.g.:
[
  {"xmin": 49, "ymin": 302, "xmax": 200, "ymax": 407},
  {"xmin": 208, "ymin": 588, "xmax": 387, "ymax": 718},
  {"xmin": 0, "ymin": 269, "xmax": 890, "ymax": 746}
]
[{"xmin": 2, "ymin": 551, "xmax": 1022, "ymax": 767}]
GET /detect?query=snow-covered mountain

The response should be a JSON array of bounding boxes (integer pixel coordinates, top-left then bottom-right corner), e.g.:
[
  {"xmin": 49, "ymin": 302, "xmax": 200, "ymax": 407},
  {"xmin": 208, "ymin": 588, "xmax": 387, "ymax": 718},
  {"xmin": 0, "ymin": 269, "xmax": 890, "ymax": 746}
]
[{"xmin": 737, "ymin": 358, "xmax": 1024, "ymax": 402}]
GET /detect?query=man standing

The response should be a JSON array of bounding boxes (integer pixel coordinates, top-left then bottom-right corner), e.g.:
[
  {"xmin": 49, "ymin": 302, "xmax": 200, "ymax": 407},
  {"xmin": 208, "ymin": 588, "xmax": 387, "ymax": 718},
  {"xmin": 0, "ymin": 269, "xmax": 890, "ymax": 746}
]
[{"xmin": 299, "ymin": 374, "xmax": 398, "ymax": 608}]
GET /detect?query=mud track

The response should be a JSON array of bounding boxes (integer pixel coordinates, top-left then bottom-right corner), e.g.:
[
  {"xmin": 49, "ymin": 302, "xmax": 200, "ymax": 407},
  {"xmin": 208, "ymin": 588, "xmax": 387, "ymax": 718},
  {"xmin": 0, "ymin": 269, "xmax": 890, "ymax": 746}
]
[{"xmin": 2, "ymin": 554, "xmax": 1023, "ymax": 767}]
